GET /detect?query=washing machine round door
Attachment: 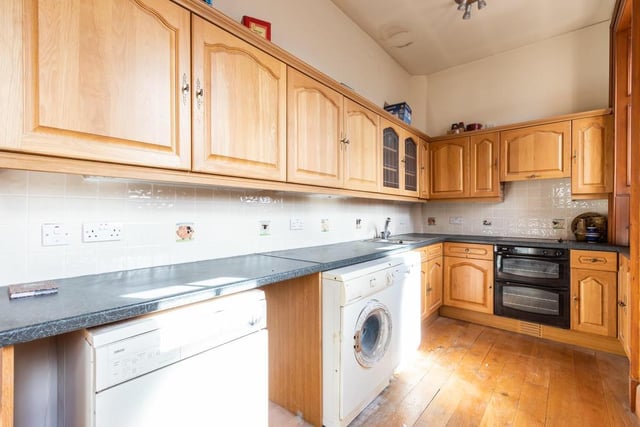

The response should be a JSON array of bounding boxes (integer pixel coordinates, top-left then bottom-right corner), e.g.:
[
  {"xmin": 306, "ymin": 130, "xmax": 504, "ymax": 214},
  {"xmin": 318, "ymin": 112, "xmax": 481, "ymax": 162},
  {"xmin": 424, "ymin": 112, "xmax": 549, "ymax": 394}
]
[{"xmin": 353, "ymin": 301, "xmax": 392, "ymax": 368}]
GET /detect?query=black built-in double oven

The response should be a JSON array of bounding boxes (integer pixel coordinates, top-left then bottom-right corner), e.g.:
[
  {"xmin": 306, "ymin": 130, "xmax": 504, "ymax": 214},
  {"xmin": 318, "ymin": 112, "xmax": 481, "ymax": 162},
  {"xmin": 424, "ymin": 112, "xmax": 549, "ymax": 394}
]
[{"xmin": 493, "ymin": 244, "xmax": 570, "ymax": 329}]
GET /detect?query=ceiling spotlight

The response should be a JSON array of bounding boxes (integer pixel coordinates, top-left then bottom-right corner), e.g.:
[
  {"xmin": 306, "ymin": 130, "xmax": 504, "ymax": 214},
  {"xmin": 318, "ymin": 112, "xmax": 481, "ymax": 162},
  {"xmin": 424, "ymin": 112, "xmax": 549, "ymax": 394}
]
[{"xmin": 454, "ymin": 0, "xmax": 487, "ymax": 20}]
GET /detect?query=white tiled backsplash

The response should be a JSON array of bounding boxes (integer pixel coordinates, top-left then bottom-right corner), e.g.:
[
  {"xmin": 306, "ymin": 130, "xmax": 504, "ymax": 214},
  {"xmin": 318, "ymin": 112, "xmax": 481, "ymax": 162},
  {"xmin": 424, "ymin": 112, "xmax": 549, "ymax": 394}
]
[
  {"xmin": 421, "ymin": 179, "xmax": 608, "ymax": 239},
  {"xmin": 0, "ymin": 170, "xmax": 420, "ymax": 286},
  {"xmin": 0, "ymin": 171, "xmax": 607, "ymax": 286}
]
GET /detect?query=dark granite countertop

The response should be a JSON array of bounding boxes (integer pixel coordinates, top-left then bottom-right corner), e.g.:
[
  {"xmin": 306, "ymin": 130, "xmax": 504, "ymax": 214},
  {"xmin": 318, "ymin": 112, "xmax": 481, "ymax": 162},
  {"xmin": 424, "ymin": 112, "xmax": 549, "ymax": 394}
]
[{"xmin": 0, "ymin": 233, "xmax": 628, "ymax": 347}]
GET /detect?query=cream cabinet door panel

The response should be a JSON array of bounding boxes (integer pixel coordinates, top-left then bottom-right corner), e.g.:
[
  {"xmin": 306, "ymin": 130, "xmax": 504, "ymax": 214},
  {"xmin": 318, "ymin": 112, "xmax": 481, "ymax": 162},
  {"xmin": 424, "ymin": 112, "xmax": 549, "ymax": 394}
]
[
  {"xmin": 5, "ymin": 0, "xmax": 191, "ymax": 169},
  {"xmin": 287, "ymin": 68, "xmax": 343, "ymax": 187},
  {"xmin": 419, "ymin": 139, "xmax": 429, "ymax": 199},
  {"xmin": 469, "ymin": 132, "xmax": 499, "ymax": 198},
  {"xmin": 192, "ymin": 17, "xmax": 286, "ymax": 181},
  {"xmin": 570, "ymin": 269, "xmax": 617, "ymax": 337},
  {"xmin": 429, "ymin": 138, "xmax": 468, "ymax": 199},
  {"xmin": 343, "ymin": 99, "xmax": 380, "ymax": 192},
  {"xmin": 571, "ymin": 115, "xmax": 614, "ymax": 195},
  {"xmin": 500, "ymin": 121, "xmax": 571, "ymax": 181}
]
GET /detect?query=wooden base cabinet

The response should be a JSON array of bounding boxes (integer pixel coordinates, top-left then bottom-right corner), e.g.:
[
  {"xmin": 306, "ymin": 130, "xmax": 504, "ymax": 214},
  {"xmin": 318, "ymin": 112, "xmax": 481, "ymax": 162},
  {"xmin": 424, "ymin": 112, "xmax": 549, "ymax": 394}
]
[
  {"xmin": 570, "ymin": 250, "xmax": 618, "ymax": 337},
  {"xmin": 2, "ymin": 0, "xmax": 192, "ymax": 170},
  {"xmin": 417, "ymin": 244, "xmax": 443, "ymax": 320},
  {"xmin": 443, "ymin": 243, "xmax": 494, "ymax": 314},
  {"xmin": 618, "ymin": 254, "xmax": 631, "ymax": 356},
  {"xmin": 0, "ymin": 346, "xmax": 14, "ymax": 427}
]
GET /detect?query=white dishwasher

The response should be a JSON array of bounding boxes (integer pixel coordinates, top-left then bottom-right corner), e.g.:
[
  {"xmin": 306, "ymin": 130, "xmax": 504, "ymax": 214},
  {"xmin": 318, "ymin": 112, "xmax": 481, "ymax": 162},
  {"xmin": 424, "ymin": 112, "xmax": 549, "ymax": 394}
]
[{"xmin": 58, "ymin": 290, "xmax": 268, "ymax": 427}]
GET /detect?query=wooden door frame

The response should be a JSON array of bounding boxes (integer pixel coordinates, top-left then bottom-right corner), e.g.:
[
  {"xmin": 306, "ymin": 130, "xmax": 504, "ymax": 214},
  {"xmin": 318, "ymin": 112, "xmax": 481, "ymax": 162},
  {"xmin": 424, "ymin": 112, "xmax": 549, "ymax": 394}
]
[{"xmin": 629, "ymin": 0, "xmax": 640, "ymax": 411}]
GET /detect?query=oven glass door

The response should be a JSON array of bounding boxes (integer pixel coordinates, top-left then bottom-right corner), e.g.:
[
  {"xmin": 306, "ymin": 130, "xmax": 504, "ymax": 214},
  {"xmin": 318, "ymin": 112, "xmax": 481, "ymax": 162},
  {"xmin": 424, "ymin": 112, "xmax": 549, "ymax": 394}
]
[
  {"xmin": 494, "ymin": 281, "xmax": 569, "ymax": 329},
  {"xmin": 495, "ymin": 254, "xmax": 567, "ymax": 286}
]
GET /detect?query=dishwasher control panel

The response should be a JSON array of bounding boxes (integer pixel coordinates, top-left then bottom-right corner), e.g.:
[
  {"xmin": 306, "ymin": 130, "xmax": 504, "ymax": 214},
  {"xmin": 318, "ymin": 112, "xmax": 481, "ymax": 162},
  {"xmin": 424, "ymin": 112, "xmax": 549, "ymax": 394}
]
[{"xmin": 89, "ymin": 290, "xmax": 267, "ymax": 392}]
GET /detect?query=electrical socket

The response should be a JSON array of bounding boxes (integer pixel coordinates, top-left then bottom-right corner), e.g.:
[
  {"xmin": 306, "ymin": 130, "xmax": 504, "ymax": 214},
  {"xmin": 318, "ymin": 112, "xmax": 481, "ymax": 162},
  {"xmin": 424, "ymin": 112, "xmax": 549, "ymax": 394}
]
[
  {"xmin": 321, "ymin": 219, "xmax": 329, "ymax": 232},
  {"xmin": 82, "ymin": 222, "xmax": 122, "ymax": 242},
  {"xmin": 449, "ymin": 216, "xmax": 463, "ymax": 225},
  {"xmin": 42, "ymin": 223, "xmax": 70, "ymax": 246},
  {"xmin": 290, "ymin": 218, "xmax": 304, "ymax": 231}
]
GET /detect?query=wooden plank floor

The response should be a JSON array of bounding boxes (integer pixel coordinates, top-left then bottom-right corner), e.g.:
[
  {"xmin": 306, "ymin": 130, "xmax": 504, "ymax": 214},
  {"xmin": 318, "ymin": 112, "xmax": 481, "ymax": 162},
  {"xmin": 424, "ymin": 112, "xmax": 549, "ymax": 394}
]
[
  {"xmin": 272, "ymin": 316, "xmax": 638, "ymax": 427},
  {"xmin": 349, "ymin": 316, "xmax": 639, "ymax": 427}
]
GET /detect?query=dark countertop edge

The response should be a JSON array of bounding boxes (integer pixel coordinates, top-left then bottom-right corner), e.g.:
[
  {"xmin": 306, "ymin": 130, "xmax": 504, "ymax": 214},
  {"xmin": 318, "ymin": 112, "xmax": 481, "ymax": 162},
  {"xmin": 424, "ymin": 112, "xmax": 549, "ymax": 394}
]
[
  {"xmin": 0, "ymin": 234, "xmax": 628, "ymax": 347},
  {"xmin": 0, "ymin": 261, "xmax": 323, "ymax": 347}
]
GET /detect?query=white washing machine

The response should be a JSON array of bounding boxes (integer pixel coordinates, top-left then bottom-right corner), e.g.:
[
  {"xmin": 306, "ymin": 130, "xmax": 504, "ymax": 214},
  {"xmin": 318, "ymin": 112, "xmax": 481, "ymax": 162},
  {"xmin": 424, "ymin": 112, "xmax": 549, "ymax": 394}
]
[{"xmin": 322, "ymin": 252, "xmax": 420, "ymax": 427}]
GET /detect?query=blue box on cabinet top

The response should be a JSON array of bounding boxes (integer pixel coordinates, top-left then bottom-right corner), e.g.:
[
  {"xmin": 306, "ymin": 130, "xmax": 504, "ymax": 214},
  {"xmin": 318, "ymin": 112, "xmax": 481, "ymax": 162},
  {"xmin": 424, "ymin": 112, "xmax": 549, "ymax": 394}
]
[{"xmin": 384, "ymin": 102, "xmax": 412, "ymax": 124}]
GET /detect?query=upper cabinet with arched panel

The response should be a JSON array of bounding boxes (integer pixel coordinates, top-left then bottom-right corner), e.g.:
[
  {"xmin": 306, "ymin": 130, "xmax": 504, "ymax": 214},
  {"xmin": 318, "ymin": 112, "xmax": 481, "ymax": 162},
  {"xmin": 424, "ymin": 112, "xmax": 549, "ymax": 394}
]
[
  {"xmin": 3, "ymin": 0, "xmax": 192, "ymax": 169},
  {"xmin": 192, "ymin": 16, "xmax": 287, "ymax": 181}
]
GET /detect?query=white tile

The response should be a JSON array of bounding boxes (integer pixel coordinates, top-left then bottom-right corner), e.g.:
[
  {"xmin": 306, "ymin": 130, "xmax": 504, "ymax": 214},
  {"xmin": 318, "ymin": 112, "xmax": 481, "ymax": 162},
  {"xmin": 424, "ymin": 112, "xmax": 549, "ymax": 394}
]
[
  {"xmin": 0, "ymin": 196, "xmax": 27, "ymax": 225},
  {"xmin": 28, "ymin": 172, "xmax": 66, "ymax": 196},
  {"xmin": 65, "ymin": 175, "xmax": 99, "ymax": 198},
  {"xmin": 0, "ymin": 169, "xmax": 28, "ymax": 195}
]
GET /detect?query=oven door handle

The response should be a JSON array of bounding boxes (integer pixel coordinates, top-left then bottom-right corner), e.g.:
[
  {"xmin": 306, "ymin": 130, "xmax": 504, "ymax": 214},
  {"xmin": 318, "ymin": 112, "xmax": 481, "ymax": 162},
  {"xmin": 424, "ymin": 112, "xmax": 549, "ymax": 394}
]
[{"xmin": 497, "ymin": 280, "xmax": 569, "ymax": 291}]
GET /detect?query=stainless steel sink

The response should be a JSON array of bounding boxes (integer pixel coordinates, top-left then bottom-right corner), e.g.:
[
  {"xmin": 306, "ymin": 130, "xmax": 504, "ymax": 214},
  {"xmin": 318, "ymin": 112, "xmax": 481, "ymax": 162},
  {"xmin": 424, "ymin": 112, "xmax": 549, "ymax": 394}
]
[{"xmin": 368, "ymin": 238, "xmax": 419, "ymax": 245}]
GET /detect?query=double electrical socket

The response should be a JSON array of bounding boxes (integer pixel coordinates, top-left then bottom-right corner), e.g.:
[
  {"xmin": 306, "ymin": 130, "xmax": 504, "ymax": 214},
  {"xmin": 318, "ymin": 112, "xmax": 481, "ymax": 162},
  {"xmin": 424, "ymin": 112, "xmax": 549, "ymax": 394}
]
[{"xmin": 82, "ymin": 222, "xmax": 123, "ymax": 242}]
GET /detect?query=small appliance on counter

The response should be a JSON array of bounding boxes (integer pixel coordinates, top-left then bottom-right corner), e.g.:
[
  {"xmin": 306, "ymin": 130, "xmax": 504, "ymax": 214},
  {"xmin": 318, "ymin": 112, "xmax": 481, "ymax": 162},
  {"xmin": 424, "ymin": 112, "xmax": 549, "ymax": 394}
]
[{"xmin": 571, "ymin": 213, "xmax": 607, "ymax": 242}]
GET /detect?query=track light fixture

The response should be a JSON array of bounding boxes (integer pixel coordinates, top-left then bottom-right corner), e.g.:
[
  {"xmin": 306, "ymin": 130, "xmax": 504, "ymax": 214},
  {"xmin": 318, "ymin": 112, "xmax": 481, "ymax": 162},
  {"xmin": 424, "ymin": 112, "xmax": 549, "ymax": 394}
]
[{"xmin": 454, "ymin": 0, "xmax": 487, "ymax": 20}]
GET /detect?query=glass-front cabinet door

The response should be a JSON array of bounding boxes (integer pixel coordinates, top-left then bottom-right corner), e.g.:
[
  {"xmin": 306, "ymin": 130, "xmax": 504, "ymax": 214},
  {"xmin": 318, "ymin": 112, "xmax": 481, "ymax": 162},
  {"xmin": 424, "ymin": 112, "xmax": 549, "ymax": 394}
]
[
  {"xmin": 381, "ymin": 118, "xmax": 419, "ymax": 197},
  {"xmin": 382, "ymin": 122, "xmax": 400, "ymax": 192}
]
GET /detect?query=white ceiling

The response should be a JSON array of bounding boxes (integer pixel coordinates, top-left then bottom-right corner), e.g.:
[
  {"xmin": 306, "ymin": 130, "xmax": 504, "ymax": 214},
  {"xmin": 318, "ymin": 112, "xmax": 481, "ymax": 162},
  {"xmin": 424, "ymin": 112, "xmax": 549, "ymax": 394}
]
[{"xmin": 329, "ymin": 0, "xmax": 616, "ymax": 75}]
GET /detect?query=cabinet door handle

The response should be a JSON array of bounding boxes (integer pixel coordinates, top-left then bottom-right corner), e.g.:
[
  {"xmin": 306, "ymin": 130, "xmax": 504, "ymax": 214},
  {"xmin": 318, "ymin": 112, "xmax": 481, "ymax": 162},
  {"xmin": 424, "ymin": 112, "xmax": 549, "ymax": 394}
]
[
  {"xmin": 195, "ymin": 78, "xmax": 204, "ymax": 109},
  {"xmin": 619, "ymin": 300, "xmax": 627, "ymax": 307},
  {"xmin": 526, "ymin": 174, "xmax": 539, "ymax": 179},
  {"xmin": 573, "ymin": 295, "xmax": 579, "ymax": 304},
  {"xmin": 181, "ymin": 73, "xmax": 190, "ymax": 106}
]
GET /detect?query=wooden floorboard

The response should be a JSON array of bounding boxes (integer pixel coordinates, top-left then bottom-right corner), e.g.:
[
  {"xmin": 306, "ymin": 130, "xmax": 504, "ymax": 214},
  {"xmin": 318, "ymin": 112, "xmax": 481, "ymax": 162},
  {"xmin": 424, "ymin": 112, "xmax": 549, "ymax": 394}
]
[{"xmin": 348, "ymin": 316, "xmax": 639, "ymax": 427}]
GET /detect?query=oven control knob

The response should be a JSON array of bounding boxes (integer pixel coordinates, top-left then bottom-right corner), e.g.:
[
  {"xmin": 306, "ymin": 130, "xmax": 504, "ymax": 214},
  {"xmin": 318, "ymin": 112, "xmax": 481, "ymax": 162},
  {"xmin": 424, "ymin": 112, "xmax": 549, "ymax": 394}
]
[
  {"xmin": 555, "ymin": 250, "xmax": 563, "ymax": 257},
  {"xmin": 542, "ymin": 250, "xmax": 548, "ymax": 256}
]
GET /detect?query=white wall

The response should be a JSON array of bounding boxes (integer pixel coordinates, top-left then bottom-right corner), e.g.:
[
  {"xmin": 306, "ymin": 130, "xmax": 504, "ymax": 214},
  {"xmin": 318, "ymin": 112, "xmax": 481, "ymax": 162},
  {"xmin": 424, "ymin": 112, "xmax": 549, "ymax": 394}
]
[
  {"xmin": 212, "ymin": 0, "xmax": 424, "ymax": 129},
  {"xmin": 425, "ymin": 22, "xmax": 611, "ymax": 136}
]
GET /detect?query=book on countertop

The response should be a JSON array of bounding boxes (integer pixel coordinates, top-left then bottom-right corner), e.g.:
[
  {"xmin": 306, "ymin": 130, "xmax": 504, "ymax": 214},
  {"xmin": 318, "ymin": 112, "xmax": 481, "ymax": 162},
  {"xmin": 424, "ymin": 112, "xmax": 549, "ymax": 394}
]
[{"xmin": 8, "ymin": 281, "xmax": 58, "ymax": 300}]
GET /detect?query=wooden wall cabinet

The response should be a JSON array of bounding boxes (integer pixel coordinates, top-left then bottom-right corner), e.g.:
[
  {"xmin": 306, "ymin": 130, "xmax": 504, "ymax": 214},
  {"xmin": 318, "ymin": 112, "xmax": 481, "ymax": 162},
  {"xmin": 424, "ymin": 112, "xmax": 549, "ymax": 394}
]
[
  {"xmin": 443, "ymin": 243, "xmax": 494, "ymax": 314},
  {"xmin": 287, "ymin": 69, "xmax": 381, "ymax": 192},
  {"xmin": 429, "ymin": 137, "xmax": 468, "ymax": 199},
  {"xmin": 570, "ymin": 250, "xmax": 618, "ymax": 337},
  {"xmin": 618, "ymin": 254, "xmax": 631, "ymax": 357},
  {"xmin": 428, "ymin": 133, "xmax": 499, "ymax": 200},
  {"xmin": 287, "ymin": 68, "xmax": 344, "ymax": 187},
  {"xmin": 381, "ymin": 119, "xmax": 418, "ymax": 197},
  {"xmin": 500, "ymin": 121, "xmax": 571, "ymax": 181},
  {"xmin": 343, "ymin": 99, "xmax": 381, "ymax": 192},
  {"xmin": 571, "ymin": 115, "xmax": 614, "ymax": 197},
  {"xmin": 192, "ymin": 17, "xmax": 287, "ymax": 181},
  {"xmin": 419, "ymin": 139, "xmax": 429, "ymax": 199},
  {"xmin": 417, "ymin": 244, "xmax": 443, "ymax": 320},
  {"xmin": 469, "ymin": 132, "xmax": 500, "ymax": 198},
  {"xmin": 2, "ymin": 0, "xmax": 192, "ymax": 170}
]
